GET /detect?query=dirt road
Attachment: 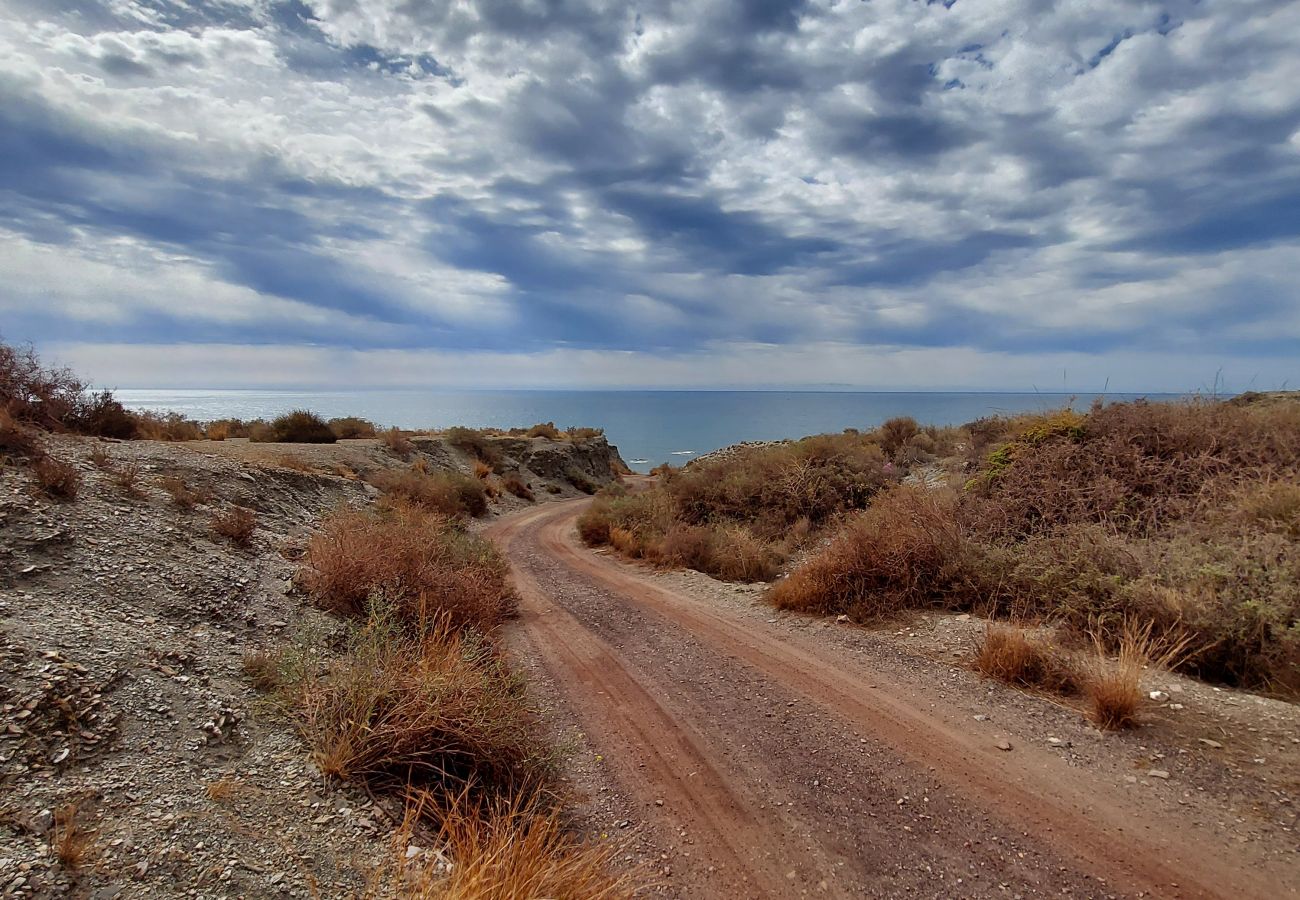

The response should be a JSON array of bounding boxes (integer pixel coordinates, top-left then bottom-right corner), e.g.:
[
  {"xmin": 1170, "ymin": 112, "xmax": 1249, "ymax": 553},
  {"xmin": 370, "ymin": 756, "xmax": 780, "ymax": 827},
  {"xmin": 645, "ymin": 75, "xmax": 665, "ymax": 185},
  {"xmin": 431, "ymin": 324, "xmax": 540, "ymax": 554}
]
[{"xmin": 487, "ymin": 498, "xmax": 1299, "ymax": 899}]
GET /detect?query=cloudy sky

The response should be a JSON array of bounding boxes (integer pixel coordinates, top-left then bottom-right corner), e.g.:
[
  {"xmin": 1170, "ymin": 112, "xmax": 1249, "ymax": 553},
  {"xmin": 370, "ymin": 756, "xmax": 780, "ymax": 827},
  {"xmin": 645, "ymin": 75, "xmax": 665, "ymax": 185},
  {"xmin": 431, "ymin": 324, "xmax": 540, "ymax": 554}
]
[{"xmin": 1, "ymin": 0, "xmax": 1298, "ymax": 391}]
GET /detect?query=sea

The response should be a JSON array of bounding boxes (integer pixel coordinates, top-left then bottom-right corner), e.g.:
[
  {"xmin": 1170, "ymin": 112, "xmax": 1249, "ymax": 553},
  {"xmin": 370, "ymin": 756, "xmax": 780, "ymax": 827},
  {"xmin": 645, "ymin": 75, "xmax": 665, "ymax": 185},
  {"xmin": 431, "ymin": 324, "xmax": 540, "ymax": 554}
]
[{"xmin": 114, "ymin": 389, "xmax": 1178, "ymax": 474}]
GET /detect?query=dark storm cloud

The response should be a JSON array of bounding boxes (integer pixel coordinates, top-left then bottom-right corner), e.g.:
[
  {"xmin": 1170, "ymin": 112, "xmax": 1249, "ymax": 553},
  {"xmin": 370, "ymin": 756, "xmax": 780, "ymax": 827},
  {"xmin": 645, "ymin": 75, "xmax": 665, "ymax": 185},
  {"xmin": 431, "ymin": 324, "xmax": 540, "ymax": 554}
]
[{"xmin": 0, "ymin": 0, "xmax": 1298, "ymax": 371}]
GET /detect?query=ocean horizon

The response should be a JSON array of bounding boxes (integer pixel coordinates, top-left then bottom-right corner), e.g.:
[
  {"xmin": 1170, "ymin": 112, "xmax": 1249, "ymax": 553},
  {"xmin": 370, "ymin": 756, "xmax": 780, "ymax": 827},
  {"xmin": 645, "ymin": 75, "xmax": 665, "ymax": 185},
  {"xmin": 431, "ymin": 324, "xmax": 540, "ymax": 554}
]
[{"xmin": 115, "ymin": 388, "xmax": 1183, "ymax": 473}]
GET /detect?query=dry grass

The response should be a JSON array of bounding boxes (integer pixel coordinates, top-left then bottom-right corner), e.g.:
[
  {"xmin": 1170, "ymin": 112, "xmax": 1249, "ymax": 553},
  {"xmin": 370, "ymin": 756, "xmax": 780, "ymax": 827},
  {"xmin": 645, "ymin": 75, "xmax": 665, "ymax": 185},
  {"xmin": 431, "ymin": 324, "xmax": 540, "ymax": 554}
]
[
  {"xmin": 0, "ymin": 408, "xmax": 41, "ymax": 460},
  {"xmin": 974, "ymin": 625, "xmax": 1079, "ymax": 694},
  {"xmin": 299, "ymin": 504, "xmax": 515, "ymax": 633},
  {"xmin": 206, "ymin": 776, "xmax": 241, "ymax": 803},
  {"xmin": 85, "ymin": 443, "xmax": 112, "ymax": 469},
  {"xmin": 503, "ymin": 474, "xmax": 534, "ymax": 502},
  {"xmin": 329, "ymin": 416, "xmax": 378, "ymax": 439},
  {"xmin": 394, "ymin": 792, "xmax": 633, "ymax": 900},
  {"xmin": 380, "ymin": 427, "xmax": 415, "ymax": 458},
  {"xmin": 288, "ymin": 610, "xmax": 548, "ymax": 798},
  {"xmin": 33, "ymin": 455, "xmax": 81, "ymax": 500},
  {"xmin": 1082, "ymin": 623, "xmax": 1191, "ymax": 730},
  {"xmin": 159, "ymin": 475, "xmax": 210, "ymax": 509},
  {"xmin": 275, "ymin": 453, "xmax": 318, "ymax": 473},
  {"xmin": 473, "ymin": 460, "xmax": 493, "ymax": 480},
  {"xmin": 770, "ymin": 486, "xmax": 967, "ymax": 618},
  {"xmin": 526, "ymin": 422, "xmax": 563, "ymax": 440},
  {"xmin": 369, "ymin": 468, "xmax": 489, "ymax": 519},
  {"xmin": 110, "ymin": 461, "xmax": 144, "ymax": 498},
  {"xmin": 243, "ymin": 649, "xmax": 283, "ymax": 692},
  {"xmin": 260, "ymin": 410, "xmax": 337, "ymax": 444},
  {"xmin": 51, "ymin": 803, "xmax": 95, "ymax": 872},
  {"xmin": 206, "ymin": 421, "xmax": 231, "ymax": 441},
  {"xmin": 210, "ymin": 505, "xmax": 257, "ymax": 547}
]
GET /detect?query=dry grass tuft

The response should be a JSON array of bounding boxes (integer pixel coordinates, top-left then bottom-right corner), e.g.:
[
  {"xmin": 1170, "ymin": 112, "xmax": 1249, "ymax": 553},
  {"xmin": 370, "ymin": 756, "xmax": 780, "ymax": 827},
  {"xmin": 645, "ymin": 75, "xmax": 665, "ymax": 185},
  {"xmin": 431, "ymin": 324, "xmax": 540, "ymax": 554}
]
[
  {"xmin": 369, "ymin": 468, "xmax": 489, "ymax": 518},
  {"xmin": 85, "ymin": 443, "xmax": 112, "ymax": 469},
  {"xmin": 159, "ymin": 475, "xmax": 210, "ymax": 509},
  {"xmin": 299, "ymin": 504, "xmax": 515, "ymax": 633},
  {"xmin": 289, "ymin": 610, "xmax": 547, "ymax": 797},
  {"xmin": 395, "ymin": 791, "xmax": 633, "ymax": 900},
  {"xmin": 242, "ymin": 649, "xmax": 283, "ymax": 693},
  {"xmin": 974, "ymin": 625, "xmax": 1078, "ymax": 694},
  {"xmin": 1082, "ymin": 622, "xmax": 1190, "ymax": 730},
  {"xmin": 110, "ymin": 461, "xmax": 144, "ymax": 498},
  {"xmin": 205, "ymin": 421, "xmax": 230, "ymax": 441},
  {"xmin": 210, "ymin": 505, "xmax": 257, "ymax": 547},
  {"xmin": 380, "ymin": 427, "xmax": 415, "ymax": 458},
  {"xmin": 275, "ymin": 453, "xmax": 318, "ymax": 473},
  {"xmin": 473, "ymin": 459, "xmax": 493, "ymax": 480},
  {"xmin": 51, "ymin": 803, "xmax": 95, "ymax": 872},
  {"xmin": 206, "ymin": 776, "xmax": 241, "ymax": 803},
  {"xmin": 503, "ymin": 474, "xmax": 534, "ymax": 502},
  {"xmin": 33, "ymin": 455, "xmax": 81, "ymax": 500}
]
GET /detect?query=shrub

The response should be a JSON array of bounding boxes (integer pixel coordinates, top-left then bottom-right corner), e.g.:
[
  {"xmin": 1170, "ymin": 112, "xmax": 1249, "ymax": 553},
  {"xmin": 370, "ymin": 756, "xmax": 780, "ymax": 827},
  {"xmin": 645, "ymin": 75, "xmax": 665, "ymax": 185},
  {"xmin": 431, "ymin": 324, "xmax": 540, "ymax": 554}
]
[
  {"xmin": 473, "ymin": 460, "xmax": 493, "ymax": 480},
  {"xmin": 111, "ymin": 461, "xmax": 144, "ymax": 497},
  {"xmin": 659, "ymin": 523, "xmax": 782, "ymax": 582},
  {"xmin": 566, "ymin": 426, "xmax": 604, "ymax": 442},
  {"xmin": 503, "ymin": 474, "xmax": 534, "ymax": 501},
  {"xmin": 445, "ymin": 426, "xmax": 502, "ymax": 469},
  {"xmin": 205, "ymin": 421, "xmax": 231, "ymax": 441},
  {"xmin": 402, "ymin": 792, "xmax": 631, "ymax": 900},
  {"xmin": 0, "ymin": 340, "xmax": 85, "ymax": 429},
  {"xmin": 85, "ymin": 443, "xmax": 112, "ymax": 469},
  {"xmin": 274, "ymin": 453, "xmax": 317, "ymax": 473},
  {"xmin": 0, "ymin": 409, "xmax": 40, "ymax": 460},
  {"xmin": 874, "ymin": 416, "xmax": 920, "ymax": 459},
  {"xmin": 210, "ymin": 505, "xmax": 257, "ymax": 546},
  {"xmin": 299, "ymin": 505, "xmax": 515, "ymax": 633},
  {"xmin": 263, "ymin": 410, "xmax": 336, "ymax": 444},
  {"xmin": 974, "ymin": 625, "xmax": 1078, "ymax": 694},
  {"xmin": 369, "ymin": 468, "xmax": 489, "ymax": 518},
  {"xmin": 565, "ymin": 468, "xmax": 597, "ymax": 494},
  {"xmin": 379, "ymin": 427, "xmax": 414, "ymax": 458},
  {"xmin": 51, "ymin": 803, "xmax": 95, "ymax": 871},
  {"xmin": 770, "ymin": 486, "xmax": 968, "ymax": 618},
  {"xmin": 33, "ymin": 456, "xmax": 80, "ymax": 500},
  {"xmin": 68, "ymin": 391, "xmax": 139, "ymax": 438},
  {"xmin": 160, "ymin": 475, "xmax": 210, "ymax": 509},
  {"xmin": 328, "ymin": 416, "xmax": 377, "ymax": 439},
  {"xmin": 287, "ymin": 610, "xmax": 547, "ymax": 800},
  {"xmin": 242, "ymin": 649, "xmax": 283, "ymax": 693},
  {"xmin": 526, "ymin": 422, "xmax": 563, "ymax": 440},
  {"xmin": 131, "ymin": 411, "xmax": 203, "ymax": 441}
]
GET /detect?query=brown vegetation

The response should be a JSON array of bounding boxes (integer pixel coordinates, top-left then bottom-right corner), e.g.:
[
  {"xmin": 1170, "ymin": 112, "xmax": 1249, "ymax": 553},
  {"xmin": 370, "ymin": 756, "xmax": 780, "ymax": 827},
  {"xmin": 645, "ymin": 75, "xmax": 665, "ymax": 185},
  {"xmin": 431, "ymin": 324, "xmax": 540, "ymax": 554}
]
[
  {"xmin": 503, "ymin": 474, "xmax": 535, "ymax": 502},
  {"xmin": 368, "ymin": 467, "xmax": 489, "ymax": 519},
  {"xmin": 32, "ymin": 456, "xmax": 81, "ymax": 500},
  {"xmin": 973, "ymin": 625, "xmax": 1079, "ymax": 694},
  {"xmin": 210, "ymin": 505, "xmax": 257, "ymax": 547},
  {"xmin": 379, "ymin": 427, "xmax": 414, "ymax": 458},
  {"xmin": 298, "ymin": 504, "xmax": 515, "ymax": 633},
  {"xmin": 261, "ymin": 410, "xmax": 337, "ymax": 444},
  {"xmin": 51, "ymin": 803, "xmax": 95, "ymax": 871},
  {"xmin": 774, "ymin": 398, "xmax": 1300, "ymax": 692},
  {"xmin": 159, "ymin": 475, "xmax": 209, "ymax": 509},
  {"xmin": 328, "ymin": 416, "xmax": 378, "ymax": 439},
  {"xmin": 110, "ymin": 461, "xmax": 144, "ymax": 498}
]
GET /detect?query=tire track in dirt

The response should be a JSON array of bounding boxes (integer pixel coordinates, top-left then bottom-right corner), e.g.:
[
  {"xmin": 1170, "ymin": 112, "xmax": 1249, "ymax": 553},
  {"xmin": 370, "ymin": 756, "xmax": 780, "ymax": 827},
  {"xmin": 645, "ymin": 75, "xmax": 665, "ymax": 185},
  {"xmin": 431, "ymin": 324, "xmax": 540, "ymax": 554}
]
[{"xmin": 489, "ymin": 499, "xmax": 1296, "ymax": 900}]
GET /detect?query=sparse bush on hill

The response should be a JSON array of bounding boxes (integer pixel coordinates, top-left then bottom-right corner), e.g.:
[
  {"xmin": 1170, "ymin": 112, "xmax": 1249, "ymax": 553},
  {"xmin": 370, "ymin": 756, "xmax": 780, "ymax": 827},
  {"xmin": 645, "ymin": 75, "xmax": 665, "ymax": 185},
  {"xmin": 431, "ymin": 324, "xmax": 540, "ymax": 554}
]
[
  {"xmin": 444, "ymin": 426, "xmax": 503, "ymax": 470},
  {"xmin": 210, "ymin": 505, "xmax": 257, "ymax": 546},
  {"xmin": 260, "ymin": 409, "xmax": 337, "ymax": 444},
  {"xmin": 327, "ymin": 416, "xmax": 377, "ymax": 439},
  {"xmin": 369, "ymin": 467, "xmax": 489, "ymax": 518},
  {"xmin": 775, "ymin": 398, "xmax": 1300, "ymax": 692},
  {"xmin": 299, "ymin": 504, "xmax": 514, "ymax": 633},
  {"xmin": 503, "ymin": 473, "xmax": 534, "ymax": 501},
  {"xmin": 379, "ymin": 426, "xmax": 414, "ymax": 457},
  {"xmin": 32, "ymin": 455, "xmax": 81, "ymax": 500},
  {"xmin": 527, "ymin": 421, "xmax": 563, "ymax": 440}
]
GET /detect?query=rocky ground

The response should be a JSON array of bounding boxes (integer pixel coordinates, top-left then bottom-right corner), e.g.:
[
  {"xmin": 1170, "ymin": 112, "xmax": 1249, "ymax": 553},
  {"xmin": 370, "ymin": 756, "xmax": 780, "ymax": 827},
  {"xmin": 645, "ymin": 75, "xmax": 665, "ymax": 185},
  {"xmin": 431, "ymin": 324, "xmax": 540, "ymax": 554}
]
[{"xmin": 0, "ymin": 432, "xmax": 624, "ymax": 898}]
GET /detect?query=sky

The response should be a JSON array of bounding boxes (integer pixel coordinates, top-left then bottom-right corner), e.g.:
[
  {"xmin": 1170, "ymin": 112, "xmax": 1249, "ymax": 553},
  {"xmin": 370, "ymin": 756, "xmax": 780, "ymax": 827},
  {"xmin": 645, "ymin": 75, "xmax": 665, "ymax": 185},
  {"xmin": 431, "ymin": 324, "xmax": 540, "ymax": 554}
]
[{"xmin": 1, "ymin": 0, "xmax": 1298, "ymax": 392}]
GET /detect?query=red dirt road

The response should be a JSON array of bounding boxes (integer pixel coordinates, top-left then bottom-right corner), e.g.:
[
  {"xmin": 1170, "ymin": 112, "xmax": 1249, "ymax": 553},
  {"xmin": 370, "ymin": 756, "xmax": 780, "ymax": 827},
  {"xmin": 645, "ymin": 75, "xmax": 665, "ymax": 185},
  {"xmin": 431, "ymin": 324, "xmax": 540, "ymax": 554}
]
[{"xmin": 487, "ymin": 498, "xmax": 1298, "ymax": 899}]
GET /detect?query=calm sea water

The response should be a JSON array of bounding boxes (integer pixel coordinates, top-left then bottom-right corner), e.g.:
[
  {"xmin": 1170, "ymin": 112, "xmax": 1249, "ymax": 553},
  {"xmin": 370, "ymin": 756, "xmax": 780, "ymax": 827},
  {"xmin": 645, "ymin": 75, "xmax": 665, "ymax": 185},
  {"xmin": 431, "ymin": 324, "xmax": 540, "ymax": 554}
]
[{"xmin": 115, "ymin": 390, "xmax": 1176, "ymax": 473}]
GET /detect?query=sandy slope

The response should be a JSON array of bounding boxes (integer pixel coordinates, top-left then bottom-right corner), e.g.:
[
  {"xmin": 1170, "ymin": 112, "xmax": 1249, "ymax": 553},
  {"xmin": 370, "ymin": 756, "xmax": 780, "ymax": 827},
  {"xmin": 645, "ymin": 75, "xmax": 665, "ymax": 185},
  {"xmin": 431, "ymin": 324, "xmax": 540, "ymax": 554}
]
[{"xmin": 488, "ymin": 498, "xmax": 1299, "ymax": 900}]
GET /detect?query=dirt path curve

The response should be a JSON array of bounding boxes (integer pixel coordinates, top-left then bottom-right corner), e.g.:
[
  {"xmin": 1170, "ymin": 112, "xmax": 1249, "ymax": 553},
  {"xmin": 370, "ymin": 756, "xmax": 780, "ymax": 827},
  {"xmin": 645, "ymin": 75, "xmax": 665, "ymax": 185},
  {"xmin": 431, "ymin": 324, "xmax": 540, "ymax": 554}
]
[{"xmin": 487, "ymin": 499, "xmax": 1297, "ymax": 900}]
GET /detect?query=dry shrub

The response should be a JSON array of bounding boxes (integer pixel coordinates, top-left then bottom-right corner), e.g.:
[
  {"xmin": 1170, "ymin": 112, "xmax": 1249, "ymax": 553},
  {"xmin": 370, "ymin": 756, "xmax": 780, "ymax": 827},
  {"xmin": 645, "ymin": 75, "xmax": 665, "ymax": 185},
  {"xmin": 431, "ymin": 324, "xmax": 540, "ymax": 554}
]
[
  {"xmin": 974, "ymin": 625, "xmax": 1078, "ymax": 694},
  {"xmin": 566, "ymin": 468, "xmax": 598, "ymax": 495},
  {"xmin": 211, "ymin": 505, "xmax": 256, "ymax": 547},
  {"xmin": 770, "ymin": 486, "xmax": 968, "ymax": 618},
  {"xmin": 111, "ymin": 462, "xmax": 144, "ymax": 497},
  {"xmin": 131, "ymin": 411, "xmax": 203, "ymax": 441},
  {"xmin": 160, "ymin": 475, "xmax": 210, "ymax": 509},
  {"xmin": 526, "ymin": 421, "xmax": 563, "ymax": 440},
  {"xmin": 206, "ymin": 776, "xmax": 241, "ymax": 803},
  {"xmin": 874, "ymin": 416, "xmax": 920, "ymax": 459},
  {"xmin": 33, "ymin": 456, "xmax": 80, "ymax": 500},
  {"xmin": 242, "ymin": 649, "xmax": 283, "ymax": 692},
  {"xmin": 1236, "ymin": 481, "xmax": 1300, "ymax": 537},
  {"xmin": 1, "ymin": 409, "xmax": 41, "ymax": 461},
  {"xmin": 567, "ymin": 426, "xmax": 604, "ymax": 442},
  {"xmin": 445, "ymin": 427, "xmax": 502, "ymax": 469},
  {"xmin": 299, "ymin": 505, "xmax": 515, "ymax": 633},
  {"xmin": 85, "ymin": 443, "xmax": 112, "ymax": 469},
  {"xmin": 290, "ymin": 610, "xmax": 546, "ymax": 797},
  {"xmin": 51, "ymin": 803, "xmax": 95, "ymax": 871},
  {"xmin": 503, "ymin": 474, "xmax": 534, "ymax": 501},
  {"xmin": 658, "ymin": 523, "xmax": 782, "ymax": 582},
  {"xmin": 1081, "ymin": 622, "xmax": 1190, "ymax": 730},
  {"xmin": 206, "ymin": 421, "xmax": 231, "ymax": 441},
  {"xmin": 262, "ymin": 410, "xmax": 336, "ymax": 443},
  {"xmin": 398, "ymin": 792, "xmax": 632, "ymax": 900},
  {"xmin": 380, "ymin": 427, "xmax": 415, "ymax": 458},
  {"xmin": 369, "ymin": 468, "xmax": 489, "ymax": 518},
  {"xmin": 329, "ymin": 416, "xmax": 378, "ymax": 439},
  {"xmin": 275, "ymin": 453, "xmax": 317, "ymax": 473},
  {"xmin": 473, "ymin": 460, "xmax": 493, "ymax": 480}
]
